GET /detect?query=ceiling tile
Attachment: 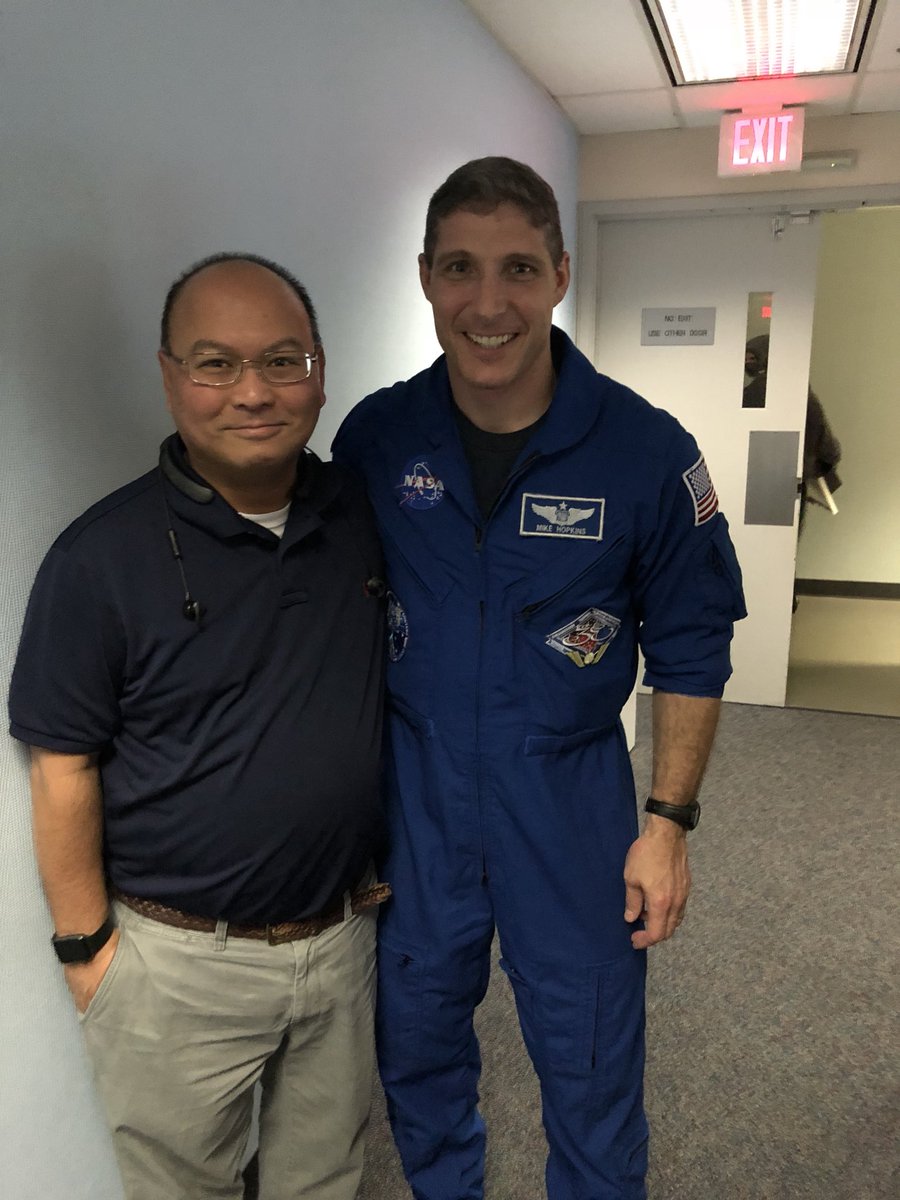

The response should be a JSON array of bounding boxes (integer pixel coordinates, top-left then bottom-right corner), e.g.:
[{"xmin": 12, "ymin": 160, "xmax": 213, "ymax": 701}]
[
  {"xmin": 464, "ymin": 0, "xmax": 900, "ymax": 134},
  {"xmin": 863, "ymin": 0, "xmax": 900, "ymax": 70},
  {"xmin": 463, "ymin": 0, "xmax": 667, "ymax": 95},
  {"xmin": 559, "ymin": 90, "xmax": 679, "ymax": 135},
  {"xmin": 675, "ymin": 74, "xmax": 858, "ymax": 127},
  {"xmin": 854, "ymin": 68, "xmax": 900, "ymax": 110}
]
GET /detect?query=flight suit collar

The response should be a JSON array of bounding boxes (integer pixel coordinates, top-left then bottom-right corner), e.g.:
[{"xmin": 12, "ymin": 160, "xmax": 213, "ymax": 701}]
[
  {"xmin": 524, "ymin": 327, "xmax": 608, "ymax": 458},
  {"xmin": 413, "ymin": 328, "xmax": 606, "ymax": 460},
  {"xmin": 415, "ymin": 328, "xmax": 607, "ymax": 453}
]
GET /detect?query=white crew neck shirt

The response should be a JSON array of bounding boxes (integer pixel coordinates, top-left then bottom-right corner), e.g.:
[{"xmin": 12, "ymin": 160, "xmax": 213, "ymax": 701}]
[{"xmin": 239, "ymin": 502, "xmax": 291, "ymax": 539}]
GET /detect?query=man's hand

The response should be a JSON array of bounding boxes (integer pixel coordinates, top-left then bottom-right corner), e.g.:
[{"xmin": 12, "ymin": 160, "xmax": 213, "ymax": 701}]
[
  {"xmin": 63, "ymin": 928, "xmax": 120, "ymax": 1014},
  {"xmin": 623, "ymin": 689, "xmax": 718, "ymax": 949},
  {"xmin": 623, "ymin": 815, "xmax": 691, "ymax": 950}
]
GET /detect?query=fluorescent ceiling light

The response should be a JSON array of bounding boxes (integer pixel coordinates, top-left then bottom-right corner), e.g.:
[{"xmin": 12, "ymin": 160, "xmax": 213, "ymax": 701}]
[{"xmin": 644, "ymin": 0, "xmax": 873, "ymax": 85}]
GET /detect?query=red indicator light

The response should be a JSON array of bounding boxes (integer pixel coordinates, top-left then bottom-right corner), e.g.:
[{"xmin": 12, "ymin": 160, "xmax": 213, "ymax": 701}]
[{"xmin": 761, "ymin": 305, "xmax": 772, "ymax": 319}]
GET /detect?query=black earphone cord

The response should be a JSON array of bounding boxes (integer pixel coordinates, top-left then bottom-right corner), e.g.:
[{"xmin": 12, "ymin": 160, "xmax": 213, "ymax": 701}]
[{"xmin": 160, "ymin": 485, "xmax": 203, "ymax": 625}]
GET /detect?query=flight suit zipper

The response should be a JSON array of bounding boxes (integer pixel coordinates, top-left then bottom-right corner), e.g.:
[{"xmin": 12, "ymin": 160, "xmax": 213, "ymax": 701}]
[
  {"xmin": 472, "ymin": 450, "xmax": 541, "ymax": 886},
  {"xmin": 516, "ymin": 534, "xmax": 626, "ymax": 620}
]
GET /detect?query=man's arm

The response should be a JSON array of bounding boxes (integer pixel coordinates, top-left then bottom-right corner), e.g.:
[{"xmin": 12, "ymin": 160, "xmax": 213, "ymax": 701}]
[
  {"xmin": 30, "ymin": 747, "xmax": 118, "ymax": 1011},
  {"xmin": 623, "ymin": 691, "xmax": 720, "ymax": 950}
]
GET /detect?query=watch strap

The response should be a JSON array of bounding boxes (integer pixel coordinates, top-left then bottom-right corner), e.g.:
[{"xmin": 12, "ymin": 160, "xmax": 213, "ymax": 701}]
[
  {"xmin": 644, "ymin": 797, "xmax": 701, "ymax": 831},
  {"xmin": 52, "ymin": 915, "xmax": 116, "ymax": 964}
]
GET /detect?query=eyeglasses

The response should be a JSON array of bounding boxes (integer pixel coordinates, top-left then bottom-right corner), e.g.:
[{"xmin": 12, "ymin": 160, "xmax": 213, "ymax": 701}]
[{"xmin": 165, "ymin": 349, "xmax": 318, "ymax": 387}]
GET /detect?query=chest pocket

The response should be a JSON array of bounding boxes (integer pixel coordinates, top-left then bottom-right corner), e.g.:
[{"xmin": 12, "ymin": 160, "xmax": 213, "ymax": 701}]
[
  {"xmin": 511, "ymin": 534, "xmax": 638, "ymax": 738},
  {"xmin": 514, "ymin": 533, "xmax": 628, "ymax": 620}
]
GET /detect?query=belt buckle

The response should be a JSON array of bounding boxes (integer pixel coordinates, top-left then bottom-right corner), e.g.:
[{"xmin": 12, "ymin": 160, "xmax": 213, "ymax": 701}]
[{"xmin": 266, "ymin": 923, "xmax": 291, "ymax": 946}]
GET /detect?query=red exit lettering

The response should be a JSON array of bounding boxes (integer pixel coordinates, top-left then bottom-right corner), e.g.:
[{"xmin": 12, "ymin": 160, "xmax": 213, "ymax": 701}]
[
  {"xmin": 718, "ymin": 108, "xmax": 804, "ymax": 177},
  {"xmin": 732, "ymin": 115, "xmax": 794, "ymax": 167}
]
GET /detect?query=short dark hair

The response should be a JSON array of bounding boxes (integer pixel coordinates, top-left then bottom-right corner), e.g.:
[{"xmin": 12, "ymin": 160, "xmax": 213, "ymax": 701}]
[
  {"xmin": 160, "ymin": 252, "xmax": 321, "ymax": 352},
  {"xmin": 422, "ymin": 157, "xmax": 564, "ymax": 268}
]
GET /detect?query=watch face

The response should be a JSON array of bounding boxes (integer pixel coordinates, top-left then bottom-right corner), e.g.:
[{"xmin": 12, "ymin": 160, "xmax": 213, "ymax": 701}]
[
  {"xmin": 52, "ymin": 935, "xmax": 93, "ymax": 964},
  {"xmin": 51, "ymin": 918, "xmax": 113, "ymax": 964}
]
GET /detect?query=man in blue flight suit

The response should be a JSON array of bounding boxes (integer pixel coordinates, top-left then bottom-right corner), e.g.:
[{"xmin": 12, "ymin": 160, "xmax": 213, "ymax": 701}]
[{"xmin": 334, "ymin": 157, "xmax": 746, "ymax": 1200}]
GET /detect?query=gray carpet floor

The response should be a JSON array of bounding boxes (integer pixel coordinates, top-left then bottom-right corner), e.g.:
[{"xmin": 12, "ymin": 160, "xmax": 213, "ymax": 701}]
[{"xmin": 357, "ymin": 697, "xmax": 899, "ymax": 1199}]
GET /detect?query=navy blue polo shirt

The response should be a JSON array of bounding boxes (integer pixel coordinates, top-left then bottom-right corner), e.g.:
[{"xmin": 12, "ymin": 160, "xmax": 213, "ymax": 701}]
[{"xmin": 9, "ymin": 437, "xmax": 386, "ymax": 922}]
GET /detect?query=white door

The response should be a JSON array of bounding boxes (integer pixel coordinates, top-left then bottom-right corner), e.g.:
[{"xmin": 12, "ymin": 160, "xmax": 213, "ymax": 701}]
[{"xmin": 588, "ymin": 212, "xmax": 821, "ymax": 706}]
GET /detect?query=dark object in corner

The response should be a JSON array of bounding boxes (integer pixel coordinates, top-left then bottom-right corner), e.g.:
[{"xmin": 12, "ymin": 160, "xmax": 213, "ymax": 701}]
[{"xmin": 242, "ymin": 1151, "xmax": 259, "ymax": 1199}]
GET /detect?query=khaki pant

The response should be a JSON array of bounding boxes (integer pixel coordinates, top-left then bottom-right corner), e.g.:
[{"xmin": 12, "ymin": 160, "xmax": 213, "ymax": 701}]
[{"xmin": 80, "ymin": 895, "xmax": 377, "ymax": 1200}]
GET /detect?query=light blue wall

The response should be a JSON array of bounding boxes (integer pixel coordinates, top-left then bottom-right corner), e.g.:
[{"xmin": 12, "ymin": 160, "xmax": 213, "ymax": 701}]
[{"xmin": 0, "ymin": 3, "xmax": 578, "ymax": 1195}]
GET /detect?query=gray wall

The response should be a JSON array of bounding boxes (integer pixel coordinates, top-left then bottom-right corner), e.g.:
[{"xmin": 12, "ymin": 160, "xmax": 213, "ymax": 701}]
[{"xmin": 0, "ymin": 3, "xmax": 578, "ymax": 1195}]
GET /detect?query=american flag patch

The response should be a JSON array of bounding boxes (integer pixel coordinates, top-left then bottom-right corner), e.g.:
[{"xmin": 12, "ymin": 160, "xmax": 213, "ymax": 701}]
[{"xmin": 682, "ymin": 455, "xmax": 718, "ymax": 526}]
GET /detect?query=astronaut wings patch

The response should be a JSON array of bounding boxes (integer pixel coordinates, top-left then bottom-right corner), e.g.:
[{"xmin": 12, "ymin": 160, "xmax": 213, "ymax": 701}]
[
  {"xmin": 682, "ymin": 455, "xmax": 719, "ymax": 526},
  {"xmin": 519, "ymin": 493, "xmax": 605, "ymax": 540}
]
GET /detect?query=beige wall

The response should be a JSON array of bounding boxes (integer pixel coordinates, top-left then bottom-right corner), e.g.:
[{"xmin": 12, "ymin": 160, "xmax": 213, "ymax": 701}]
[
  {"xmin": 795, "ymin": 207, "xmax": 900, "ymax": 584},
  {"xmin": 580, "ymin": 113, "xmax": 900, "ymax": 202}
]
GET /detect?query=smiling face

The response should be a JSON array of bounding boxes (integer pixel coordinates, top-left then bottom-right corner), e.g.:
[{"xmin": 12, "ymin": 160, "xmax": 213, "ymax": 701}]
[
  {"xmin": 419, "ymin": 203, "xmax": 570, "ymax": 431},
  {"xmin": 158, "ymin": 260, "xmax": 325, "ymax": 510}
]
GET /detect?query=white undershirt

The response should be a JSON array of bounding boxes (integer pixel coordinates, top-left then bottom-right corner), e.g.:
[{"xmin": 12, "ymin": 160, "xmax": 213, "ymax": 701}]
[{"xmin": 239, "ymin": 502, "xmax": 291, "ymax": 539}]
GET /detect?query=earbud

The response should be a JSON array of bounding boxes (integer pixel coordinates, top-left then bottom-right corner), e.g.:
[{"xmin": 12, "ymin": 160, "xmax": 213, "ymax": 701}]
[{"xmin": 163, "ymin": 517, "xmax": 204, "ymax": 629}]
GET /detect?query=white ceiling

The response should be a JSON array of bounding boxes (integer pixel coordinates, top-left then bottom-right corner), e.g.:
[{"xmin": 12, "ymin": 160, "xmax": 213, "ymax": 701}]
[{"xmin": 462, "ymin": 0, "xmax": 900, "ymax": 134}]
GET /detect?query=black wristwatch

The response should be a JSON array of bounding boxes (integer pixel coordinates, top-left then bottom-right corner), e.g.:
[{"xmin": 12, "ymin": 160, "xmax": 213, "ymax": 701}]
[
  {"xmin": 644, "ymin": 797, "xmax": 701, "ymax": 831},
  {"xmin": 51, "ymin": 916, "xmax": 116, "ymax": 964}
]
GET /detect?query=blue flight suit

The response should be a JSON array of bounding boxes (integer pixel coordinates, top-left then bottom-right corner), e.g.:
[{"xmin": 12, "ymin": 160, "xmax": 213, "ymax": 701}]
[{"xmin": 333, "ymin": 329, "xmax": 745, "ymax": 1200}]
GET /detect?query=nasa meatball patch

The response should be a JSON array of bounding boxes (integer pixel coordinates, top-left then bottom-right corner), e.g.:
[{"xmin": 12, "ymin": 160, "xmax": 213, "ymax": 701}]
[
  {"xmin": 519, "ymin": 493, "xmax": 605, "ymax": 540},
  {"xmin": 545, "ymin": 608, "xmax": 621, "ymax": 668},
  {"xmin": 396, "ymin": 457, "xmax": 445, "ymax": 510}
]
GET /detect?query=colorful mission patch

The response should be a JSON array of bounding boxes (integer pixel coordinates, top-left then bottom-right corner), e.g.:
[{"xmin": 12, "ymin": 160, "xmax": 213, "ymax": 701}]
[{"xmin": 545, "ymin": 608, "xmax": 621, "ymax": 668}]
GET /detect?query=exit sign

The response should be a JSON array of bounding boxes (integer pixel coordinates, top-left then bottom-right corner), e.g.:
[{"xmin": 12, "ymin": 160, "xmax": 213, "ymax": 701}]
[{"xmin": 718, "ymin": 108, "xmax": 805, "ymax": 177}]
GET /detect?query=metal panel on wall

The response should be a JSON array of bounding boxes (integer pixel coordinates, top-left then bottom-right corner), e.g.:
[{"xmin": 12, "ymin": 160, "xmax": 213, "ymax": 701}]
[{"xmin": 745, "ymin": 431, "xmax": 801, "ymax": 526}]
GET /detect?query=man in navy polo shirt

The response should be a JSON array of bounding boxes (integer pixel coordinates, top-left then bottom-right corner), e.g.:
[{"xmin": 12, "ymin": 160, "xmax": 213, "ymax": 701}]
[
  {"xmin": 9, "ymin": 254, "xmax": 387, "ymax": 1200},
  {"xmin": 333, "ymin": 159, "xmax": 746, "ymax": 1199}
]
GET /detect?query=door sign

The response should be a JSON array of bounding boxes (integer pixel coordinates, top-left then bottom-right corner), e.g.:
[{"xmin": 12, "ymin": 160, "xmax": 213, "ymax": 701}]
[{"xmin": 641, "ymin": 307, "xmax": 716, "ymax": 346}]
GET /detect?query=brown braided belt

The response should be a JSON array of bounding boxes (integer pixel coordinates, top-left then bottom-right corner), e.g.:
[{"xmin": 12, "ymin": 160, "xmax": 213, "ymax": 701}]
[{"xmin": 112, "ymin": 882, "xmax": 392, "ymax": 946}]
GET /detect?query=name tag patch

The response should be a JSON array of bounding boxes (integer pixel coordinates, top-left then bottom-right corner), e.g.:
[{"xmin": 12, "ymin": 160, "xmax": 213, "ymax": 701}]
[
  {"xmin": 546, "ymin": 608, "xmax": 621, "ymax": 668},
  {"xmin": 520, "ymin": 493, "xmax": 605, "ymax": 540}
]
